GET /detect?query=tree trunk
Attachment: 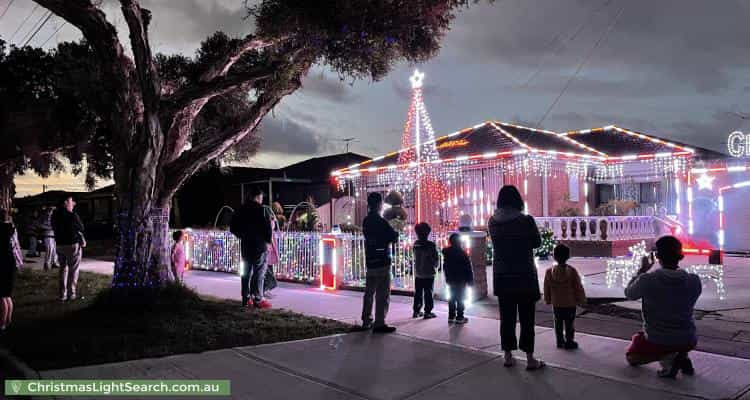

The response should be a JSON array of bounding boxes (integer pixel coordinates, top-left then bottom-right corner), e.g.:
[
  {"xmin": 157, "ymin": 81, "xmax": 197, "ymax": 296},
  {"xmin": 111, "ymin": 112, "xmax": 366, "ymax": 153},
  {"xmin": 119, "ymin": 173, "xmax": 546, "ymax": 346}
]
[
  {"xmin": 0, "ymin": 164, "xmax": 15, "ymax": 214},
  {"xmin": 111, "ymin": 119, "xmax": 172, "ymax": 291}
]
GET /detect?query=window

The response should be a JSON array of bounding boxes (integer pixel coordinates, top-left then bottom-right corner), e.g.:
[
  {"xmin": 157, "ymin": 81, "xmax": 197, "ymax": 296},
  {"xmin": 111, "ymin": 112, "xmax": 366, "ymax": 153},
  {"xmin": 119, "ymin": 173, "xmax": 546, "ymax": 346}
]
[
  {"xmin": 568, "ymin": 174, "xmax": 579, "ymax": 201},
  {"xmin": 640, "ymin": 182, "xmax": 660, "ymax": 204}
]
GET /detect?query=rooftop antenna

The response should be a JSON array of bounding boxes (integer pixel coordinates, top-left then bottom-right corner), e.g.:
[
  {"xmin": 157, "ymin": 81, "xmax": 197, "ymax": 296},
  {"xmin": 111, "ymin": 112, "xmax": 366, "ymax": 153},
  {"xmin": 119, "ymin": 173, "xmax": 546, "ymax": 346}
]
[{"xmin": 334, "ymin": 138, "xmax": 359, "ymax": 153}]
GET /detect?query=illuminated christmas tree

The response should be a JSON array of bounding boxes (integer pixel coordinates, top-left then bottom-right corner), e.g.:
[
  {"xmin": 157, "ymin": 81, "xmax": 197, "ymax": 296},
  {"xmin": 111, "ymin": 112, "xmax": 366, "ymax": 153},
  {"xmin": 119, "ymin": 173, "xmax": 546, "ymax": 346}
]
[{"xmin": 396, "ymin": 70, "xmax": 445, "ymax": 224}]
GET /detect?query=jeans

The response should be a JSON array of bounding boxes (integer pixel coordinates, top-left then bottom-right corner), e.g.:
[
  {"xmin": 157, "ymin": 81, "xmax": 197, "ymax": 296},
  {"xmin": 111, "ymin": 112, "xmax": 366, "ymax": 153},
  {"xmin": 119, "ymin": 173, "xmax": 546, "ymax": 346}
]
[
  {"xmin": 413, "ymin": 277, "xmax": 435, "ymax": 314},
  {"xmin": 27, "ymin": 235, "xmax": 39, "ymax": 256},
  {"xmin": 58, "ymin": 244, "xmax": 82, "ymax": 299},
  {"xmin": 362, "ymin": 270, "xmax": 391, "ymax": 327},
  {"xmin": 43, "ymin": 237, "xmax": 58, "ymax": 268},
  {"xmin": 448, "ymin": 284, "xmax": 466, "ymax": 320},
  {"xmin": 498, "ymin": 295, "xmax": 537, "ymax": 353},
  {"xmin": 553, "ymin": 307, "xmax": 577, "ymax": 344},
  {"xmin": 241, "ymin": 252, "xmax": 268, "ymax": 304}
]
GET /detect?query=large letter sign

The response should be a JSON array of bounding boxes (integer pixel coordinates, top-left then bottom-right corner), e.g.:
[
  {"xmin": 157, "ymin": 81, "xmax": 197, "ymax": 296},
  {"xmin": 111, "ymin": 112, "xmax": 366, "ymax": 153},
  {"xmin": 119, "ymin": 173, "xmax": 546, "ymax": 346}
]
[{"xmin": 728, "ymin": 131, "xmax": 749, "ymax": 157}]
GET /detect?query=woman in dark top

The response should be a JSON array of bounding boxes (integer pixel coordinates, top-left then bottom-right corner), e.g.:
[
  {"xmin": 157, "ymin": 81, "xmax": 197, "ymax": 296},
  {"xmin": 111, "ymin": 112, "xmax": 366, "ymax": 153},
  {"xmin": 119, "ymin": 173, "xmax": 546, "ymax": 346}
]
[
  {"xmin": 1, "ymin": 208, "xmax": 22, "ymax": 330},
  {"xmin": 488, "ymin": 186, "xmax": 544, "ymax": 370}
]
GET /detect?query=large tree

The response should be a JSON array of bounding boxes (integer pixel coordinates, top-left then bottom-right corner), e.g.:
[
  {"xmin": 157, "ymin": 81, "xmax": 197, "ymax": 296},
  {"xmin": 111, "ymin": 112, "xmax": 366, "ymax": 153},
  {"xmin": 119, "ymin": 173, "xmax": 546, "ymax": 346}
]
[{"xmin": 31, "ymin": 0, "xmax": 483, "ymax": 292}]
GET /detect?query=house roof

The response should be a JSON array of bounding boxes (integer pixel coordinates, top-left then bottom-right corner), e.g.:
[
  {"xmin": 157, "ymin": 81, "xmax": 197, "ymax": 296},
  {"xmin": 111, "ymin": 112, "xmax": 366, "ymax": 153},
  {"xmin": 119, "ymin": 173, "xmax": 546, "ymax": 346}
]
[{"xmin": 333, "ymin": 121, "xmax": 720, "ymax": 176}]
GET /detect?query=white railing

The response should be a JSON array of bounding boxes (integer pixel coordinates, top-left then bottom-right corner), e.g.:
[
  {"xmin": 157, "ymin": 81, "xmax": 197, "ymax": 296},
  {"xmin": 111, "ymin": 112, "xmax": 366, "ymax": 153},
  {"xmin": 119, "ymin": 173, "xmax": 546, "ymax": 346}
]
[
  {"xmin": 338, "ymin": 231, "xmax": 451, "ymax": 291},
  {"xmin": 535, "ymin": 216, "xmax": 657, "ymax": 241}
]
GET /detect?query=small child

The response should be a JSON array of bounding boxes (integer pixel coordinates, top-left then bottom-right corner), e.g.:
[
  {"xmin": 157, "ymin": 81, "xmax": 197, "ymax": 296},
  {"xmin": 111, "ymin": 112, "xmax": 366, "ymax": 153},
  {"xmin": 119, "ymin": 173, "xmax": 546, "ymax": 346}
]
[
  {"xmin": 412, "ymin": 222, "xmax": 439, "ymax": 319},
  {"xmin": 544, "ymin": 244, "xmax": 586, "ymax": 349},
  {"xmin": 442, "ymin": 233, "xmax": 474, "ymax": 325},
  {"xmin": 171, "ymin": 230, "xmax": 187, "ymax": 283}
]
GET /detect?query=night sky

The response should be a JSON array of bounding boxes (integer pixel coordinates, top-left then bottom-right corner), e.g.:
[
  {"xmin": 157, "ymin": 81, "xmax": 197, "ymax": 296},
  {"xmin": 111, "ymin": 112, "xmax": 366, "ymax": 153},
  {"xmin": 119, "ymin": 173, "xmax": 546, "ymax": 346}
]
[{"xmin": 3, "ymin": 0, "xmax": 749, "ymax": 196}]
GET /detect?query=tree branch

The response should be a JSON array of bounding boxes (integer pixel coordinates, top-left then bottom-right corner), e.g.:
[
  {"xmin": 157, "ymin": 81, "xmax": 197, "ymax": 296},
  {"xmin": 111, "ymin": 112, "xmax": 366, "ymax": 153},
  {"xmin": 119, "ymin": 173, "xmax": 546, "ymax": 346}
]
[
  {"xmin": 199, "ymin": 35, "xmax": 283, "ymax": 83},
  {"xmin": 161, "ymin": 82, "xmax": 300, "ymax": 201},
  {"xmin": 119, "ymin": 0, "xmax": 160, "ymax": 111},
  {"xmin": 159, "ymin": 65, "xmax": 276, "ymax": 164}
]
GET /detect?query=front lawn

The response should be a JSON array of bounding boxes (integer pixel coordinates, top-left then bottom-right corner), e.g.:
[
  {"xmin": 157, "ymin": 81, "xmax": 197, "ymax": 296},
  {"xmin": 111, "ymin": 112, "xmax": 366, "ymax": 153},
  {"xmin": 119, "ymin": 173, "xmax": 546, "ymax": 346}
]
[{"xmin": 0, "ymin": 268, "xmax": 351, "ymax": 370}]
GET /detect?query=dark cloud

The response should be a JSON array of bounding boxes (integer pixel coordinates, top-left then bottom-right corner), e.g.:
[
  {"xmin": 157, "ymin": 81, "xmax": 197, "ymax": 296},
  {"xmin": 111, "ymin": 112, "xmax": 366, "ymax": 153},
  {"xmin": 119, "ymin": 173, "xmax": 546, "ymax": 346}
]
[
  {"xmin": 446, "ymin": 0, "xmax": 750, "ymax": 94},
  {"xmin": 300, "ymin": 73, "xmax": 359, "ymax": 103},
  {"xmin": 257, "ymin": 116, "xmax": 324, "ymax": 155}
]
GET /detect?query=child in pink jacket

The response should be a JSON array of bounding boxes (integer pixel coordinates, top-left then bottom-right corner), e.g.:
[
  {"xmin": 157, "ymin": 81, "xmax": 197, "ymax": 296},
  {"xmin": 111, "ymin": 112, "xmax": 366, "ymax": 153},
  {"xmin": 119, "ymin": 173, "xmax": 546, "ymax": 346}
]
[{"xmin": 171, "ymin": 230, "xmax": 187, "ymax": 283}]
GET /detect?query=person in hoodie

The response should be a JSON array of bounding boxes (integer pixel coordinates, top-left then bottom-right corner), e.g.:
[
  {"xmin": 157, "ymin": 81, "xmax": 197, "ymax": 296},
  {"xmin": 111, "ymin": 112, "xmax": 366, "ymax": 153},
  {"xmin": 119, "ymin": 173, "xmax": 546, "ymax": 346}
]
[
  {"xmin": 361, "ymin": 192, "xmax": 399, "ymax": 333},
  {"xmin": 442, "ymin": 233, "xmax": 474, "ymax": 325},
  {"xmin": 412, "ymin": 222, "xmax": 439, "ymax": 319},
  {"xmin": 624, "ymin": 236, "xmax": 701, "ymax": 378},
  {"xmin": 488, "ymin": 185, "xmax": 545, "ymax": 370},
  {"xmin": 543, "ymin": 244, "xmax": 586, "ymax": 349}
]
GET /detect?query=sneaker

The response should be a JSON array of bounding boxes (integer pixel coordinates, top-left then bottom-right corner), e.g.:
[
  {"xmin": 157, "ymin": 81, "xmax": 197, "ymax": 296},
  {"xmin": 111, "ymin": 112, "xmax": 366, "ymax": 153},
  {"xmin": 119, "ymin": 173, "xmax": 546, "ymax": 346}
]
[
  {"xmin": 556, "ymin": 341, "xmax": 565, "ymax": 349},
  {"xmin": 60, "ymin": 296, "xmax": 68, "ymax": 302},
  {"xmin": 69, "ymin": 295, "xmax": 77, "ymax": 301},
  {"xmin": 657, "ymin": 353, "xmax": 680, "ymax": 378},
  {"xmin": 43, "ymin": 265, "xmax": 49, "ymax": 271},
  {"xmin": 423, "ymin": 312, "xmax": 437, "ymax": 319},
  {"xmin": 360, "ymin": 321, "xmax": 373, "ymax": 330},
  {"xmin": 454, "ymin": 317, "xmax": 469, "ymax": 324},
  {"xmin": 564, "ymin": 340, "xmax": 579, "ymax": 350},
  {"xmin": 413, "ymin": 311, "xmax": 424, "ymax": 318},
  {"xmin": 264, "ymin": 291, "xmax": 275, "ymax": 299},
  {"xmin": 448, "ymin": 317, "xmax": 455, "ymax": 324},
  {"xmin": 678, "ymin": 354, "xmax": 695, "ymax": 376},
  {"xmin": 372, "ymin": 325, "xmax": 396, "ymax": 334},
  {"xmin": 254, "ymin": 299, "xmax": 272, "ymax": 309}
]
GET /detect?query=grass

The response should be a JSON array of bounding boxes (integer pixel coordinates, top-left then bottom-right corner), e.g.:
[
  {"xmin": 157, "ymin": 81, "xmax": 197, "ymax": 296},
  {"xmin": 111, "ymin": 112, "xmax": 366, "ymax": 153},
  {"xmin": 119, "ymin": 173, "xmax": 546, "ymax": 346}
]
[{"xmin": 0, "ymin": 268, "xmax": 351, "ymax": 371}]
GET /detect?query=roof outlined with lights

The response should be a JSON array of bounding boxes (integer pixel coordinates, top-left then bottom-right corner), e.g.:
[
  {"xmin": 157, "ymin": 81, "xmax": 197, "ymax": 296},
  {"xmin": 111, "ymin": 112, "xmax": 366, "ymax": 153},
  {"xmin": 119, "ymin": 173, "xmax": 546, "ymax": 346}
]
[{"xmin": 332, "ymin": 121, "xmax": 722, "ymax": 177}]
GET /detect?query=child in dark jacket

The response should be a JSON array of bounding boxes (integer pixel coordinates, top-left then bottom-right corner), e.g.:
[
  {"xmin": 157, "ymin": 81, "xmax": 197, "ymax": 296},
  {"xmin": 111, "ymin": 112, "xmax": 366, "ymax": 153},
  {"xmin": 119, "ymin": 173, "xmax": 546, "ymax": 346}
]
[
  {"xmin": 442, "ymin": 233, "xmax": 474, "ymax": 324},
  {"xmin": 543, "ymin": 244, "xmax": 586, "ymax": 349},
  {"xmin": 413, "ymin": 223, "xmax": 439, "ymax": 319}
]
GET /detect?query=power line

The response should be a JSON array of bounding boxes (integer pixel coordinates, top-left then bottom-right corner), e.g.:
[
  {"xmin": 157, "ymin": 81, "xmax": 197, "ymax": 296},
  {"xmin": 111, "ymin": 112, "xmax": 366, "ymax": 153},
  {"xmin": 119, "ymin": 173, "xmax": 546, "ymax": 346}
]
[
  {"xmin": 40, "ymin": 20, "xmax": 66, "ymax": 48},
  {"xmin": 9, "ymin": 3, "xmax": 39, "ymax": 42},
  {"xmin": 0, "ymin": 0, "xmax": 15, "ymax": 20},
  {"xmin": 518, "ymin": 0, "xmax": 614, "ymax": 90},
  {"xmin": 18, "ymin": 9, "xmax": 51, "ymax": 46},
  {"xmin": 534, "ymin": 2, "xmax": 626, "ymax": 129},
  {"xmin": 22, "ymin": 12, "xmax": 53, "ymax": 47}
]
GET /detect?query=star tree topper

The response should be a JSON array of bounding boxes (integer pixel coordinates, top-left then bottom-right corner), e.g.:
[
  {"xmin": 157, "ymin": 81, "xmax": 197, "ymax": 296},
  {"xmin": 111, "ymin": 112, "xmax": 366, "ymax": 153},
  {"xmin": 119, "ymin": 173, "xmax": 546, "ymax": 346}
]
[
  {"xmin": 410, "ymin": 69, "xmax": 425, "ymax": 89},
  {"xmin": 696, "ymin": 173, "xmax": 715, "ymax": 191}
]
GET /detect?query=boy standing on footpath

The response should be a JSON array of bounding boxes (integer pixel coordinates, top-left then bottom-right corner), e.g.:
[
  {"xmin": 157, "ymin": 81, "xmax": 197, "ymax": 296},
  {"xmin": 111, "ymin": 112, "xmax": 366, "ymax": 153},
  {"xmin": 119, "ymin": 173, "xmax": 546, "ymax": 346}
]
[
  {"xmin": 442, "ymin": 233, "xmax": 474, "ymax": 325},
  {"xmin": 412, "ymin": 222, "xmax": 439, "ymax": 319},
  {"xmin": 543, "ymin": 244, "xmax": 586, "ymax": 349}
]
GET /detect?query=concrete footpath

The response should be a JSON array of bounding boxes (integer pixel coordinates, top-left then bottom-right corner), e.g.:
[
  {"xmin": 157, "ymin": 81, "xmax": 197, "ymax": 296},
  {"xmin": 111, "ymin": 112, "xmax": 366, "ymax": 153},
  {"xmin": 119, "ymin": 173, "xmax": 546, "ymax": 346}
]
[{"xmin": 37, "ymin": 260, "xmax": 750, "ymax": 399}]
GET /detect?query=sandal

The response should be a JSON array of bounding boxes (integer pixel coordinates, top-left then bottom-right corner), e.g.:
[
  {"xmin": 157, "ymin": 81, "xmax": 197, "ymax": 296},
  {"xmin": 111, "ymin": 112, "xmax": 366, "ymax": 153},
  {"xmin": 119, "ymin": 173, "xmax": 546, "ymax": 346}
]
[{"xmin": 526, "ymin": 360, "xmax": 546, "ymax": 371}]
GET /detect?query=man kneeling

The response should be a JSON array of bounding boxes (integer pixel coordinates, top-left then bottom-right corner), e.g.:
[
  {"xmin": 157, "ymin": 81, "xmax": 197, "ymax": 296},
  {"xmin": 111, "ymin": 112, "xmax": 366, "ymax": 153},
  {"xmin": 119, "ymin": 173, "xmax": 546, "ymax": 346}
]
[{"xmin": 624, "ymin": 236, "xmax": 702, "ymax": 378}]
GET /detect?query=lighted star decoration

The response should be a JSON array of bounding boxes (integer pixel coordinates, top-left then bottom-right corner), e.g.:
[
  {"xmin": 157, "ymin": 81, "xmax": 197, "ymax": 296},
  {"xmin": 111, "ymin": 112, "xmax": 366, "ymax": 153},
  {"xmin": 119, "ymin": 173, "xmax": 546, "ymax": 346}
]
[
  {"xmin": 696, "ymin": 173, "xmax": 715, "ymax": 191},
  {"xmin": 410, "ymin": 69, "xmax": 425, "ymax": 89}
]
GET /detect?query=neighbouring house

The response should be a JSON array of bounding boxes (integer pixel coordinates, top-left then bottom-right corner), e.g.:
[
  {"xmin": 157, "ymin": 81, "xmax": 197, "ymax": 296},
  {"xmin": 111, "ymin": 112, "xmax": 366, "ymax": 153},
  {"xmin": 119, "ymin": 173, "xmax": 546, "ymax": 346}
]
[{"xmin": 172, "ymin": 152, "xmax": 369, "ymax": 230}]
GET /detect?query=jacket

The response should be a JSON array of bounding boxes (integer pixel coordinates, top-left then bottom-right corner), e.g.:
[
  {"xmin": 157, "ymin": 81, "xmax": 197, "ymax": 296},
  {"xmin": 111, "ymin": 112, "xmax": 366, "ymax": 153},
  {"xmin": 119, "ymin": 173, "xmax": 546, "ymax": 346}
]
[
  {"xmin": 362, "ymin": 211, "xmax": 398, "ymax": 271},
  {"xmin": 543, "ymin": 264, "xmax": 586, "ymax": 307},
  {"xmin": 230, "ymin": 201, "xmax": 272, "ymax": 262},
  {"xmin": 442, "ymin": 246, "xmax": 474, "ymax": 286},
  {"xmin": 413, "ymin": 239, "xmax": 439, "ymax": 278},
  {"xmin": 51, "ymin": 209, "xmax": 85, "ymax": 246},
  {"xmin": 38, "ymin": 210, "xmax": 55, "ymax": 238},
  {"xmin": 488, "ymin": 208, "xmax": 542, "ymax": 299},
  {"xmin": 625, "ymin": 268, "xmax": 702, "ymax": 346}
]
